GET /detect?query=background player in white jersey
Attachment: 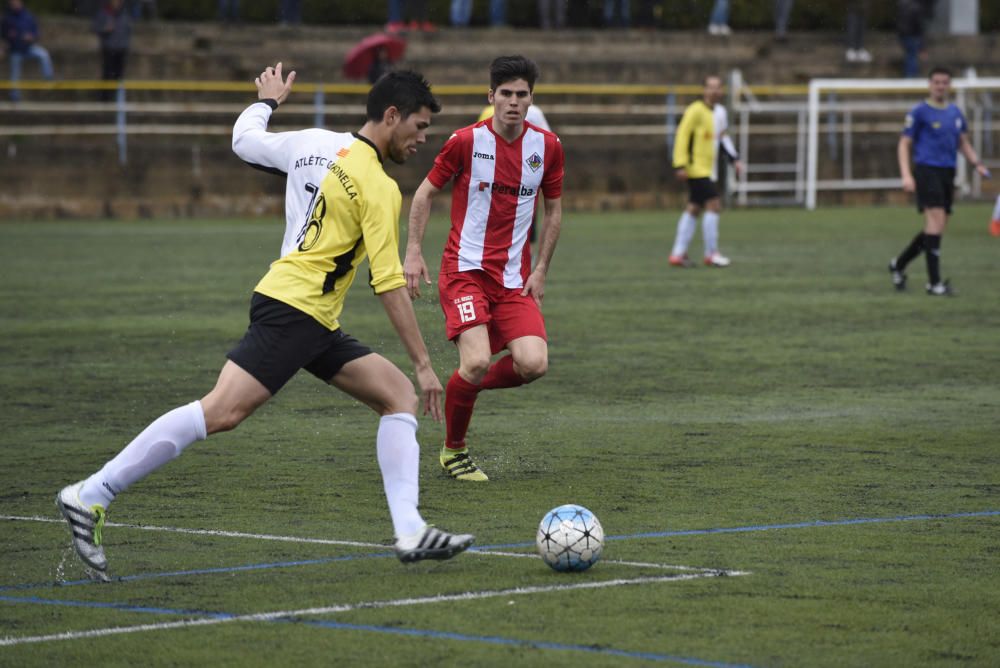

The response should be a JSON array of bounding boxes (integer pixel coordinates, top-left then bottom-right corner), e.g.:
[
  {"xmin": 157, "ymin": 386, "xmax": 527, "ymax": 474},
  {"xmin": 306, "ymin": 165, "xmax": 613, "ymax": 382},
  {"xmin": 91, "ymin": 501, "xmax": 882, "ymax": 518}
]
[
  {"xmin": 56, "ymin": 63, "xmax": 473, "ymax": 580},
  {"xmin": 477, "ymin": 102, "xmax": 552, "ymax": 244},
  {"xmin": 404, "ymin": 55, "xmax": 565, "ymax": 481},
  {"xmin": 712, "ymin": 99, "xmax": 743, "ymax": 207}
]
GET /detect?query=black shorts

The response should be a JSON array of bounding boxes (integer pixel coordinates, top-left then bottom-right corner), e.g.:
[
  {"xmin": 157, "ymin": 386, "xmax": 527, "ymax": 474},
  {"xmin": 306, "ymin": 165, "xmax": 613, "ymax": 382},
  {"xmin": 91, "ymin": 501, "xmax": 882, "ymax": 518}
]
[
  {"xmin": 687, "ymin": 177, "xmax": 719, "ymax": 206},
  {"xmin": 226, "ymin": 293, "xmax": 372, "ymax": 395},
  {"xmin": 914, "ymin": 164, "xmax": 955, "ymax": 214}
]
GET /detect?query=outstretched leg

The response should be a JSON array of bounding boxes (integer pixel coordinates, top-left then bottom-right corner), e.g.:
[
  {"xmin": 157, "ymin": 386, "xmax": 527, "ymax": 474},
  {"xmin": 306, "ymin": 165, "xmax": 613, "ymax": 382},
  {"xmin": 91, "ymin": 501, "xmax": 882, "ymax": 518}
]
[
  {"xmin": 58, "ymin": 361, "xmax": 271, "ymax": 578},
  {"xmin": 331, "ymin": 354, "xmax": 473, "ymax": 560}
]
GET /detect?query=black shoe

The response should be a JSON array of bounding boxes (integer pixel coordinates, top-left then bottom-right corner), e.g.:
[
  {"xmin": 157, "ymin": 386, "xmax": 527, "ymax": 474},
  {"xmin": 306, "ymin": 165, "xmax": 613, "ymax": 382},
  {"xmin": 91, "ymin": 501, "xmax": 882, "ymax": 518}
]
[
  {"xmin": 394, "ymin": 525, "xmax": 475, "ymax": 563},
  {"xmin": 888, "ymin": 259, "xmax": 907, "ymax": 291},
  {"xmin": 926, "ymin": 280, "xmax": 953, "ymax": 296}
]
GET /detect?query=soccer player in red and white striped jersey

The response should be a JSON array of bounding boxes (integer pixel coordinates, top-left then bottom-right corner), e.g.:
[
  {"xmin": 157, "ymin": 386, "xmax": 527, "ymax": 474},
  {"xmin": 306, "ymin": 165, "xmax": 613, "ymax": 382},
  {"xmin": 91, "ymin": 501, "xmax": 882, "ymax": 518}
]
[{"xmin": 405, "ymin": 55, "xmax": 565, "ymax": 481}]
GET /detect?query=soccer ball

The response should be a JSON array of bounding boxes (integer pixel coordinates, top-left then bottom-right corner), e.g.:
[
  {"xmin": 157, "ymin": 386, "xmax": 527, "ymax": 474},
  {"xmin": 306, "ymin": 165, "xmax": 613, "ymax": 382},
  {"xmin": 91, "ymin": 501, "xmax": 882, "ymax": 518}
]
[{"xmin": 536, "ymin": 504, "xmax": 604, "ymax": 572}]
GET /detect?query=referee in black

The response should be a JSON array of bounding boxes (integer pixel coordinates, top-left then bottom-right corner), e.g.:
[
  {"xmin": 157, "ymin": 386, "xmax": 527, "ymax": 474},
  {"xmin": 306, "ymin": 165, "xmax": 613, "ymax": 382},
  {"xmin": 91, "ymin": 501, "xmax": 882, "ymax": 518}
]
[{"xmin": 890, "ymin": 67, "xmax": 991, "ymax": 295}]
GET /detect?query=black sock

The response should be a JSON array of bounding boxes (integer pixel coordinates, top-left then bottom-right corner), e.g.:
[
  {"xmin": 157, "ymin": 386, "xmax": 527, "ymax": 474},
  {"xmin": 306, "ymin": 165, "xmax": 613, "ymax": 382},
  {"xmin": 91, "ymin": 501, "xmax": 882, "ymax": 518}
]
[
  {"xmin": 895, "ymin": 232, "xmax": 924, "ymax": 270},
  {"xmin": 923, "ymin": 234, "xmax": 942, "ymax": 285}
]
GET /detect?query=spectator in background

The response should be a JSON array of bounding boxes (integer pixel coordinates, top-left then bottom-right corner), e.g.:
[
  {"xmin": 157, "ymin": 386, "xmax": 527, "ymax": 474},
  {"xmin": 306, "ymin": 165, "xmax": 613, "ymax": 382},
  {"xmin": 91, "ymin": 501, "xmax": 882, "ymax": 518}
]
[
  {"xmin": 845, "ymin": 0, "xmax": 872, "ymax": 63},
  {"xmin": 217, "ymin": 0, "xmax": 239, "ymax": 23},
  {"xmin": 2, "ymin": 0, "xmax": 54, "ymax": 101},
  {"xmin": 489, "ymin": 0, "xmax": 506, "ymax": 27},
  {"xmin": 130, "ymin": 0, "xmax": 155, "ymax": 21},
  {"xmin": 708, "ymin": 0, "xmax": 730, "ymax": 35},
  {"xmin": 93, "ymin": 0, "xmax": 131, "ymax": 101},
  {"xmin": 368, "ymin": 45, "xmax": 392, "ymax": 84},
  {"xmin": 538, "ymin": 0, "xmax": 566, "ymax": 30},
  {"xmin": 898, "ymin": 0, "xmax": 933, "ymax": 78},
  {"xmin": 279, "ymin": 0, "xmax": 301, "ymax": 26},
  {"xmin": 387, "ymin": 0, "xmax": 434, "ymax": 33},
  {"xmin": 604, "ymin": 0, "xmax": 629, "ymax": 27},
  {"xmin": 451, "ymin": 0, "xmax": 472, "ymax": 27},
  {"xmin": 634, "ymin": 0, "xmax": 659, "ymax": 29},
  {"xmin": 774, "ymin": 0, "xmax": 793, "ymax": 42}
]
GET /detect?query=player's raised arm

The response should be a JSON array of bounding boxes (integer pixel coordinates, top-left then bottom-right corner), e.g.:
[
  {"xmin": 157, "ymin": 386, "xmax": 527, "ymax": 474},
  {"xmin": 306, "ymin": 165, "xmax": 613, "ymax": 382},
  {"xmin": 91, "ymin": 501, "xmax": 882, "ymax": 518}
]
[
  {"xmin": 404, "ymin": 177, "xmax": 442, "ymax": 299},
  {"xmin": 232, "ymin": 62, "xmax": 299, "ymax": 172}
]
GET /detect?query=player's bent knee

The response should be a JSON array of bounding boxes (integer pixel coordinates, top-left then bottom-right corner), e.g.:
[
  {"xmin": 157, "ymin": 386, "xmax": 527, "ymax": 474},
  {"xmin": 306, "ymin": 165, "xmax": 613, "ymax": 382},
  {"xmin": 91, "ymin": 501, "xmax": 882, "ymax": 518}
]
[
  {"xmin": 383, "ymin": 387, "xmax": 419, "ymax": 416},
  {"xmin": 515, "ymin": 355, "xmax": 548, "ymax": 382},
  {"xmin": 374, "ymin": 375, "xmax": 419, "ymax": 416},
  {"xmin": 203, "ymin": 404, "xmax": 252, "ymax": 435},
  {"xmin": 461, "ymin": 357, "xmax": 491, "ymax": 384}
]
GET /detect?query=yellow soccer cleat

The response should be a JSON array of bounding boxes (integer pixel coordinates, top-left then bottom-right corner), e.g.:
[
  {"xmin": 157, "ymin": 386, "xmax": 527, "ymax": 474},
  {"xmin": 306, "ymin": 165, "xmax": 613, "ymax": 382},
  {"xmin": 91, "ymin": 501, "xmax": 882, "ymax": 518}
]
[{"xmin": 440, "ymin": 445, "xmax": 489, "ymax": 481}]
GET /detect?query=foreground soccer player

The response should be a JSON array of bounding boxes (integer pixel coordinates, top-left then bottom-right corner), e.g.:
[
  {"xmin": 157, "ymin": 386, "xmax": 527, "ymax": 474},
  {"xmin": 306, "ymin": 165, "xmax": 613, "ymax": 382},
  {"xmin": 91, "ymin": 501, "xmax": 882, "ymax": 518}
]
[
  {"xmin": 669, "ymin": 75, "xmax": 734, "ymax": 268},
  {"xmin": 404, "ymin": 55, "xmax": 565, "ymax": 481},
  {"xmin": 57, "ymin": 64, "xmax": 473, "ymax": 580},
  {"xmin": 890, "ymin": 66, "xmax": 991, "ymax": 295}
]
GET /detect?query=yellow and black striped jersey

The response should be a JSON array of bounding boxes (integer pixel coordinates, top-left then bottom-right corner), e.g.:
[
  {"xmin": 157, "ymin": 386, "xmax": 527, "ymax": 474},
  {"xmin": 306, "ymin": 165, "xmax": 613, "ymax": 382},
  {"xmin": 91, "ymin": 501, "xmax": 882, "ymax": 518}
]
[
  {"xmin": 232, "ymin": 102, "xmax": 405, "ymax": 331},
  {"xmin": 672, "ymin": 99, "xmax": 717, "ymax": 180}
]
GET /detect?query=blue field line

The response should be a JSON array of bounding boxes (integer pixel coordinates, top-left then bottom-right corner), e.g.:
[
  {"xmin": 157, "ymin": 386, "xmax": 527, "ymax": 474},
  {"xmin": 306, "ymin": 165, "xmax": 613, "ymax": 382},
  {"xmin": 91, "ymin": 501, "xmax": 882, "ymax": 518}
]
[
  {"xmin": 0, "ymin": 594, "xmax": 232, "ymax": 619},
  {"xmin": 6, "ymin": 509, "xmax": 997, "ymax": 593},
  {"xmin": 0, "ymin": 551, "xmax": 396, "ymax": 593},
  {"xmin": 0, "ymin": 593, "xmax": 754, "ymax": 667},
  {"xmin": 473, "ymin": 509, "xmax": 1000, "ymax": 551},
  {"xmin": 300, "ymin": 619, "xmax": 757, "ymax": 667},
  {"xmin": 604, "ymin": 510, "xmax": 1000, "ymax": 542}
]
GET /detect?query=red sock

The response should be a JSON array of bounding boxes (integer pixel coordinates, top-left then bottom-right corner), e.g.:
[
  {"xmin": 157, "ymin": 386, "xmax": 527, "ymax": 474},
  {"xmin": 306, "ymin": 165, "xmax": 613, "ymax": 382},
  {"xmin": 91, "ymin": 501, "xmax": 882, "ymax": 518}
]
[
  {"xmin": 445, "ymin": 370, "xmax": 479, "ymax": 449},
  {"xmin": 480, "ymin": 354, "xmax": 525, "ymax": 390}
]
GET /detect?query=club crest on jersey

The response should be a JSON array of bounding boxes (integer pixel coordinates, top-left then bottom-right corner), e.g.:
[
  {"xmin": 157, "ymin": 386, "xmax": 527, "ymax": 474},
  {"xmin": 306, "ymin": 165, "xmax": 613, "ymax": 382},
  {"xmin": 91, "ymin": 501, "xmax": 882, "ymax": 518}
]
[{"xmin": 525, "ymin": 152, "xmax": 543, "ymax": 172}]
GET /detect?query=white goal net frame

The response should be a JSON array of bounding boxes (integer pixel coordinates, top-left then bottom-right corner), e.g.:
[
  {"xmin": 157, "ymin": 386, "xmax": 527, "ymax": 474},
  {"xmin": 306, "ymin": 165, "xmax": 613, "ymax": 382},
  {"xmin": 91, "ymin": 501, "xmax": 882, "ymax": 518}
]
[{"xmin": 805, "ymin": 75, "xmax": 1000, "ymax": 210}]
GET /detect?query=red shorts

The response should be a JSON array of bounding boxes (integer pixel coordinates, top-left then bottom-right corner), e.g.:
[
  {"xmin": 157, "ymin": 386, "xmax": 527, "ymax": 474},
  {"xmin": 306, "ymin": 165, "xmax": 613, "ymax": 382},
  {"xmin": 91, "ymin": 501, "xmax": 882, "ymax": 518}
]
[{"xmin": 438, "ymin": 270, "xmax": 547, "ymax": 354}]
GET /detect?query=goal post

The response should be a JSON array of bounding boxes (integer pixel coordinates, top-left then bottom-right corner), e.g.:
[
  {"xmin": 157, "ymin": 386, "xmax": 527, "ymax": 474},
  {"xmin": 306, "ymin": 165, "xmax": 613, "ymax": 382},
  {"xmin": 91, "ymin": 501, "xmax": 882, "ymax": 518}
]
[{"xmin": 805, "ymin": 76, "xmax": 1000, "ymax": 210}]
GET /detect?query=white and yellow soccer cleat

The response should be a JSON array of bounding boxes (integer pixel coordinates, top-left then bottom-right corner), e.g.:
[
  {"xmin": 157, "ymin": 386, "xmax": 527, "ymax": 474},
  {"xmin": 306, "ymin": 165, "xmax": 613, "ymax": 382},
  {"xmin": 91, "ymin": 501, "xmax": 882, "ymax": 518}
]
[{"xmin": 56, "ymin": 482, "xmax": 110, "ymax": 581}]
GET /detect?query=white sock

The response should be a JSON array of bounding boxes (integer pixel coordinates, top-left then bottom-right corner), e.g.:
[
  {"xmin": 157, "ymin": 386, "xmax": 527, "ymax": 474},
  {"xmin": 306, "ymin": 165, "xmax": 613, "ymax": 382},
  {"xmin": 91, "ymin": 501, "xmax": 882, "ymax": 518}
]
[
  {"xmin": 79, "ymin": 401, "xmax": 207, "ymax": 508},
  {"xmin": 376, "ymin": 413, "xmax": 425, "ymax": 539},
  {"xmin": 703, "ymin": 211, "xmax": 720, "ymax": 256},
  {"xmin": 993, "ymin": 194, "xmax": 1000, "ymax": 221},
  {"xmin": 671, "ymin": 211, "xmax": 697, "ymax": 257}
]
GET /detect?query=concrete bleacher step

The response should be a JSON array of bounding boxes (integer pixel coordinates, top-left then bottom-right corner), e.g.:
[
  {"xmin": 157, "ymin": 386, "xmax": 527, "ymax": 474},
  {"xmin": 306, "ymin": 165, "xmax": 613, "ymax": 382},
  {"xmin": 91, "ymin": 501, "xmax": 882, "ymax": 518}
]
[{"xmin": 36, "ymin": 15, "xmax": 997, "ymax": 87}]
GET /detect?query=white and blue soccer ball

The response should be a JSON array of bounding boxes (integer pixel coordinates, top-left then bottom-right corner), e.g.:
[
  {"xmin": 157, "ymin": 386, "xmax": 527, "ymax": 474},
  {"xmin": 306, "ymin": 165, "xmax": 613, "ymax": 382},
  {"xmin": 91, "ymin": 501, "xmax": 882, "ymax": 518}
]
[{"xmin": 536, "ymin": 504, "xmax": 604, "ymax": 572}]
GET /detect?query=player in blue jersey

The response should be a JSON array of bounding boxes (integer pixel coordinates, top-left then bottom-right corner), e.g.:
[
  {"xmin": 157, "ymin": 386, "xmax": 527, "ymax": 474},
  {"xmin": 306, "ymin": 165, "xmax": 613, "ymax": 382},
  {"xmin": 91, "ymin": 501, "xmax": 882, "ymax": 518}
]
[{"xmin": 890, "ymin": 67, "xmax": 991, "ymax": 296}]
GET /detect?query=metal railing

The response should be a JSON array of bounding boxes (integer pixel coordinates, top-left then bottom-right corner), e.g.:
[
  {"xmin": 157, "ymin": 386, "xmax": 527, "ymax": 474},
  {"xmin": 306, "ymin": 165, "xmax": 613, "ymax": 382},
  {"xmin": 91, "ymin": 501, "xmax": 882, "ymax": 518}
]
[{"xmin": 3, "ymin": 76, "xmax": 995, "ymax": 207}]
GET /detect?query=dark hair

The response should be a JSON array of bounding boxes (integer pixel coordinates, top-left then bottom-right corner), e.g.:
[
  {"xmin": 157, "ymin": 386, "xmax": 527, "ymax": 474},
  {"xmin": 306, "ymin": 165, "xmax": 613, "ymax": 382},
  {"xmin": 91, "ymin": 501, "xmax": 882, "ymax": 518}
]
[
  {"xmin": 928, "ymin": 66, "xmax": 952, "ymax": 79},
  {"xmin": 366, "ymin": 70, "xmax": 441, "ymax": 122},
  {"xmin": 489, "ymin": 55, "xmax": 540, "ymax": 92}
]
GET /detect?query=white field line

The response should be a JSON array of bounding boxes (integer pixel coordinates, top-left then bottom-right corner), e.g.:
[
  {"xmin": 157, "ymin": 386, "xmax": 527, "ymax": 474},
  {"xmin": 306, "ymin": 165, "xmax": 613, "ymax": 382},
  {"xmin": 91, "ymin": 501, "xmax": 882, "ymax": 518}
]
[
  {"xmin": 1, "ymin": 515, "xmax": 383, "ymax": 549},
  {"xmin": 472, "ymin": 549, "xmax": 733, "ymax": 574},
  {"xmin": 0, "ymin": 571, "xmax": 747, "ymax": 647},
  {"xmin": 6, "ymin": 515, "xmax": 732, "ymax": 574}
]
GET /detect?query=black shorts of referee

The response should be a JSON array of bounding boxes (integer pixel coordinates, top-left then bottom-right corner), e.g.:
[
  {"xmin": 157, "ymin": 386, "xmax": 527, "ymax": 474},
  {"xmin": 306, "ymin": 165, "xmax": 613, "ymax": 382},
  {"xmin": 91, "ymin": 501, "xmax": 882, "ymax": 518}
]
[
  {"xmin": 914, "ymin": 164, "xmax": 955, "ymax": 214},
  {"xmin": 686, "ymin": 177, "xmax": 719, "ymax": 206},
  {"xmin": 227, "ymin": 293, "xmax": 373, "ymax": 395}
]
